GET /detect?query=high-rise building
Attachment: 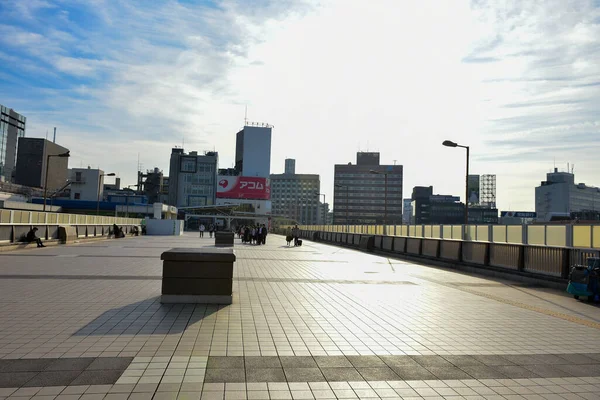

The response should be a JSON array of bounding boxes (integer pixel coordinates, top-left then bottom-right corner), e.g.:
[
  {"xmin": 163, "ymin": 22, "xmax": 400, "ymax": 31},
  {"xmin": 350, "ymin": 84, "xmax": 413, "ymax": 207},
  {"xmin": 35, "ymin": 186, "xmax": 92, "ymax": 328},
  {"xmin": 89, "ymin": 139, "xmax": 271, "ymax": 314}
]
[
  {"xmin": 271, "ymin": 160, "xmax": 320, "ymax": 224},
  {"xmin": 411, "ymin": 186, "xmax": 463, "ymax": 225},
  {"xmin": 402, "ymin": 199, "xmax": 412, "ymax": 224},
  {"xmin": 14, "ymin": 138, "xmax": 69, "ymax": 191},
  {"xmin": 0, "ymin": 104, "xmax": 26, "ymax": 182},
  {"xmin": 168, "ymin": 148, "xmax": 218, "ymax": 208},
  {"xmin": 333, "ymin": 152, "xmax": 403, "ymax": 225},
  {"xmin": 235, "ymin": 124, "xmax": 272, "ymax": 178},
  {"xmin": 535, "ymin": 168, "xmax": 600, "ymax": 221},
  {"xmin": 284, "ymin": 158, "xmax": 295, "ymax": 175}
]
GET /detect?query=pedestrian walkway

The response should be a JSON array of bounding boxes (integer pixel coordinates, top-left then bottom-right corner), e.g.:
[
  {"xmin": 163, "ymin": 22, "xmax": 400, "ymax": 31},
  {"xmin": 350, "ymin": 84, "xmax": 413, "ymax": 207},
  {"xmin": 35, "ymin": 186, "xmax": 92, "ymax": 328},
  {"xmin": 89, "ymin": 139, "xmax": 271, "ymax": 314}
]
[{"xmin": 0, "ymin": 233, "xmax": 599, "ymax": 399}]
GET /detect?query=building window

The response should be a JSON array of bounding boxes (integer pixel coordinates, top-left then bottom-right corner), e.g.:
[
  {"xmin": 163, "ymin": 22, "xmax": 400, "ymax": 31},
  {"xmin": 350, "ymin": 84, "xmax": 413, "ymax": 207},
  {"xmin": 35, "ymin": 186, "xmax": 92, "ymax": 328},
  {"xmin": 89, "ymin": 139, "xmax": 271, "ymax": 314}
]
[
  {"xmin": 180, "ymin": 157, "xmax": 197, "ymax": 173},
  {"xmin": 74, "ymin": 193, "xmax": 81, "ymax": 199},
  {"xmin": 75, "ymin": 172, "xmax": 82, "ymax": 182}
]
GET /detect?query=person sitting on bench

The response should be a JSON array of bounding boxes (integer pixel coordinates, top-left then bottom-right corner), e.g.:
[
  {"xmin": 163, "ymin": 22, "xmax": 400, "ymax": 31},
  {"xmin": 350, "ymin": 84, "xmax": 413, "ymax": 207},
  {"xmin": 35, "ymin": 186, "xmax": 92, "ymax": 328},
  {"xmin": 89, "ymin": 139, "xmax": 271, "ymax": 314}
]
[{"xmin": 26, "ymin": 227, "xmax": 45, "ymax": 248}]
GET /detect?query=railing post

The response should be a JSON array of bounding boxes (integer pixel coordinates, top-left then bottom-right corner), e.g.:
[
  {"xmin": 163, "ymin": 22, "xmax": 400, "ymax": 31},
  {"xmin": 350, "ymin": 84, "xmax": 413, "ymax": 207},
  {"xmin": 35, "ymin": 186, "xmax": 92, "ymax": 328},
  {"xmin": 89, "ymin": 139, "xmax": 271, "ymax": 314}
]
[
  {"xmin": 9, "ymin": 210, "xmax": 14, "ymax": 224},
  {"xmin": 522, "ymin": 225, "xmax": 528, "ymax": 245},
  {"xmin": 566, "ymin": 225, "xmax": 573, "ymax": 248}
]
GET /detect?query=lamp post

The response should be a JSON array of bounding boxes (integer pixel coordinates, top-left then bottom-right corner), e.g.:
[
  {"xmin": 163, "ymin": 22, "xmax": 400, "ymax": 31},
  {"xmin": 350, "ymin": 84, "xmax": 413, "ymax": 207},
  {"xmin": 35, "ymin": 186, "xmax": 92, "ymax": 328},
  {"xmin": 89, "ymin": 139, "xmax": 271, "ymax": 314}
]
[
  {"xmin": 315, "ymin": 192, "xmax": 326, "ymax": 225},
  {"xmin": 97, "ymin": 172, "xmax": 116, "ymax": 216},
  {"xmin": 369, "ymin": 170, "xmax": 388, "ymax": 235},
  {"xmin": 442, "ymin": 140, "xmax": 470, "ymax": 225},
  {"xmin": 43, "ymin": 151, "xmax": 70, "ymax": 212},
  {"xmin": 335, "ymin": 184, "xmax": 349, "ymax": 232}
]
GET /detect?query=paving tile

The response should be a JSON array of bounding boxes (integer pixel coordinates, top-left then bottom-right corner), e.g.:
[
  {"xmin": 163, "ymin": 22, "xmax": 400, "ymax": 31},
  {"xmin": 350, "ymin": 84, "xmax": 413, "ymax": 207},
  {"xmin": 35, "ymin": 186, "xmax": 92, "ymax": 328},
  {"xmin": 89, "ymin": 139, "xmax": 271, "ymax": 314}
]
[
  {"xmin": 356, "ymin": 367, "xmax": 399, "ymax": 381},
  {"xmin": 279, "ymin": 357, "xmax": 316, "ymax": 369},
  {"xmin": 245, "ymin": 358, "xmax": 281, "ymax": 369},
  {"xmin": 442, "ymin": 355, "xmax": 484, "ymax": 367},
  {"xmin": 207, "ymin": 358, "xmax": 244, "ymax": 370},
  {"xmin": 388, "ymin": 365, "xmax": 436, "ymax": 381},
  {"xmin": 468, "ymin": 355, "xmax": 512, "ymax": 366},
  {"xmin": 319, "ymin": 368, "xmax": 363, "ymax": 382},
  {"xmin": 204, "ymin": 369, "xmax": 245, "ymax": 383},
  {"xmin": 313, "ymin": 357, "xmax": 351, "ymax": 368},
  {"xmin": 246, "ymin": 391, "xmax": 269, "ymax": 400},
  {"xmin": 44, "ymin": 359, "xmax": 95, "ymax": 372},
  {"xmin": 246, "ymin": 369, "xmax": 286, "ymax": 383},
  {"xmin": 0, "ymin": 360, "xmax": 54, "ymax": 373},
  {"xmin": 424, "ymin": 366, "xmax": 471, "ymax": 380},
  {"xmin": 557, "ymin": 354, "xmax": 599, "ymax": 365},
  {"xmin": 283, "ymin": 369, "xmax": 324, "ymax": 382},
  {"xmin": 523, "ymin": 364, "xmax": 575, "ymax": 378},
  {"xmin": 493, "ymin": 365, "xmax": 542, "ymax": 379},
  {"xmin": 459, "ymin": 365, "xmax": 506, "ymax": 379},
  {"xmin": 501, "ymin": 355, "xmax": 543, "ymax": 366},
  {"xmin": 37, "ymin": 388, "xmax": 65, "ymax": 396},
  {"xmin": 410, "ymin": 356, "xmax": 453, "ymax": 368},
  {"xmin": 71, "ymin": 370, "xmax": 124, "ymax": 385},
  {"xmin": 22, "ymin": 371, "xmax": 82, "ymax": 387},
  {"xmin": 345, "ymin": 357, "xmax": 385, "ymax": 368},
  {"xmin": 0, "ymin": 372, "xmax": 37, "ymax": 388},
  {"xmin": 155, "ymin": 393, "xmax": 179, "ymax": 400},
  {"xmin": 86, "ymin": 358, "xmax": 133, "ymax": 371},
  {"xmin": 61, "ymin": 387, "xmax": 89, "ymax": 395},
  {"xmin": 378, "ymin": 356, "xmax": 419, "ymax": 368},
  {"xmin": 553, "ymin": 364, "xmax": 600, "ymax": 377}
]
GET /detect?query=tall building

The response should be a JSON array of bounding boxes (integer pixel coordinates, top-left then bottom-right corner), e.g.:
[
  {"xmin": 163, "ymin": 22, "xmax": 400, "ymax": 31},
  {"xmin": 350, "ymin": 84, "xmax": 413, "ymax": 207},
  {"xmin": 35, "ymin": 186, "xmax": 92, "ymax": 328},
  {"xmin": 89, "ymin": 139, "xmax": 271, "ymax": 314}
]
[
  {"xmin": 271, "ymin": 160, "xmax": 320, "ymax": 224},
  {"xmin": 168, "ymin": 148, "xmax": 218, "ymax": 208},
  {"xmin": 411, "ymin": 186, "xmax": 463, "ymax": 225},
  {"xmin": 235, "ymin": 124, "xmax": 272, "ymax": 177},
  {"xmin": 284, "ymin": 158, "xmax": 296, "ymax": 175},
  {"xmin": 535, "ymin": 168, "xmax": 600, "ymax": 221},
  {"xmin": 0, "ymin": 105, "xmax": 26, "ymax": 182},
  {"xmin": 402, "ymin": 199, "xmax": 412, "ymax": 224},
  {"xmin": 14, "ymin": 138, "xmax": 69, "ymax": 191},
  {"xmin": 69, "ymin": 167, "xmax": 107, "ymax": 201},
  {"xmin": 333, "ymin": 152, "xmax": 403, "ymax": 225}
]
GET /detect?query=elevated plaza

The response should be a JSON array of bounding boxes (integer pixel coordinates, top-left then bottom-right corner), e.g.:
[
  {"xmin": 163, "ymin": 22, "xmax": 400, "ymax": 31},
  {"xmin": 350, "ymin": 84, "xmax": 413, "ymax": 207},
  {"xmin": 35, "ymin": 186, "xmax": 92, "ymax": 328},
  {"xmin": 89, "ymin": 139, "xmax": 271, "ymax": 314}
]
[{"xmin": 0, "ymin": 233, "xmax": 599, "ymax": 399}]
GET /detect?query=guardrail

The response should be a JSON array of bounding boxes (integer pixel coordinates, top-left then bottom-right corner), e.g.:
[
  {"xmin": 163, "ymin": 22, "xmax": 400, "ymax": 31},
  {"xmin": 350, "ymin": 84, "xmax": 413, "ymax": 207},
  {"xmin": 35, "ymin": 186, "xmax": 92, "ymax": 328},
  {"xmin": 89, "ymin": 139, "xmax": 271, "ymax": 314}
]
[
  {"xmin": 0, "ymin": 210, "xmax": 144, "ymax": 246},
  {"xmin": 284, "ymin": 228, "xmax": 600, "ymax": 281},
  {"xmin": 291, "ymin": 224, "xmax": 600, "ymax": 249}
]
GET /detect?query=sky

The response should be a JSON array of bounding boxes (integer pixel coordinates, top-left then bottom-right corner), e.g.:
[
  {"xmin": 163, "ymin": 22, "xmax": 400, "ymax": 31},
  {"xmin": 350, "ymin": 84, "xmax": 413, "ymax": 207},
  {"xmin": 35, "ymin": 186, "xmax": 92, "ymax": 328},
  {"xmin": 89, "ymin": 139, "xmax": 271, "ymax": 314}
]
[{"xmin": 1, "ymin": 0, "xmax": 599, "ymax": 212}]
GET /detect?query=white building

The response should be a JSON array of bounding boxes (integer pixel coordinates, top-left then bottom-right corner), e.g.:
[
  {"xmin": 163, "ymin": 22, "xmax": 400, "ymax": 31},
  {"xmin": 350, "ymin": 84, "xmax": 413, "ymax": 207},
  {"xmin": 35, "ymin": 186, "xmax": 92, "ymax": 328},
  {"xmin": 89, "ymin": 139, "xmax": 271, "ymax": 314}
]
[
  {"xmin": 235, "ymin": 124, "xmax": 272, "ymax": 178},
  {"xmin": 69, "ymin": 167, "xmax": 109, "ymax": 201},
  {"xmin": 535, "ymin": 168, "xmax": 600, "ymax": 221}
]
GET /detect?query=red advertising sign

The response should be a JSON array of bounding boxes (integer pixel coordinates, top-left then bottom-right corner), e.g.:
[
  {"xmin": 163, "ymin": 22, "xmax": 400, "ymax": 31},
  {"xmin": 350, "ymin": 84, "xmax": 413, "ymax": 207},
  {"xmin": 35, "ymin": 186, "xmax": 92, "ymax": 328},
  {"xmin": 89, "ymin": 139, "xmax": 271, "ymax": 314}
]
[{"xmin": 217, "ymin": 176, "xmax": 271, "ymax": 200}]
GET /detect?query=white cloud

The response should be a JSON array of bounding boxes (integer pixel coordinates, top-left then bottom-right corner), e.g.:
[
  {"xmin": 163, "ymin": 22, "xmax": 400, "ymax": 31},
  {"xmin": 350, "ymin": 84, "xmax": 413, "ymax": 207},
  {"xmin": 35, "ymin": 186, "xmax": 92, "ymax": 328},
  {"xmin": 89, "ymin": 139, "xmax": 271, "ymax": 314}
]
[{"xmin": 2, "ymin": 0, "xmax": 599, "ymax": 213}]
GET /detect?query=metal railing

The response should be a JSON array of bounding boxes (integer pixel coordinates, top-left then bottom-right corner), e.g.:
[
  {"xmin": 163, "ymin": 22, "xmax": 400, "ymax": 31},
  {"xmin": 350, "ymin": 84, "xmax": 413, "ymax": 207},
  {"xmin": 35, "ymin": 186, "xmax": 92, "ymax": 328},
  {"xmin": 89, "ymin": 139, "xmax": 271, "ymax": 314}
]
[{"xmin": 0, "ymin": 209, "xmax": 142, "ymax": 226}]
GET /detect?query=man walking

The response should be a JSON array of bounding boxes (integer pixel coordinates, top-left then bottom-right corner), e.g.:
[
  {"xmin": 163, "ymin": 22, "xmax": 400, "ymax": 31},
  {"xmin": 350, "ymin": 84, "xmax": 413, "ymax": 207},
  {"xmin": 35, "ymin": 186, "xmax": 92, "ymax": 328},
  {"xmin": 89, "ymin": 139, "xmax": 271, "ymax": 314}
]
[
  {"xmin": 199, "ymin": 223, "xmax": 205, "ymax": 238},
  {"xmin": 209, "ymin": 224, "xmax": 215, "ymax": 238},
  {"xmin": 26, "ymin": 227, "xmax": 45, "ymax": 248},
  {"xmin": 292, "ymin": 225, "xmax": 300, "ymax": 247},
  {"xmin": 261, "ymin": 224, "xmax": 268, "ymax": 245}
]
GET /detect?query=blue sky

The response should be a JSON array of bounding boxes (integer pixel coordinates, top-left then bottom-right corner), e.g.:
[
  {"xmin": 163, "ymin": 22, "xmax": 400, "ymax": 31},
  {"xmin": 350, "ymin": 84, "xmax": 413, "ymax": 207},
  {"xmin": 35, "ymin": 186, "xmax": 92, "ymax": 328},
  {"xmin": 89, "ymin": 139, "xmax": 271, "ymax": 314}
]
[{"xmin": 1, "ymin": 0, "xmax": 599, "ymax": 211}]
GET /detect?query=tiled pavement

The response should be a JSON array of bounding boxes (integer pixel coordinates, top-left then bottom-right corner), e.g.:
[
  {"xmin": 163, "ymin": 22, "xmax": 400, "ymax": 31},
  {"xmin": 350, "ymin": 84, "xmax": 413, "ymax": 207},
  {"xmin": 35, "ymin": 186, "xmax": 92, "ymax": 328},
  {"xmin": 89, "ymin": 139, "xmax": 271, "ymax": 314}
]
[{"xmin": 0, "ymin": 233, "xmax": 599, "ymax": 399}]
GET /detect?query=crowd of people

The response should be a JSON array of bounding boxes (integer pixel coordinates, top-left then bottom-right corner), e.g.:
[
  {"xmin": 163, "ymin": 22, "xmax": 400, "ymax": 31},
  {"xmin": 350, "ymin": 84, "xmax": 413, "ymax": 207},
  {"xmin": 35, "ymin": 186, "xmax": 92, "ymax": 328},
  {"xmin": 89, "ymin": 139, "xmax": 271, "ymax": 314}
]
[
  {"xmin": 238, "ymin": 224, "xmax": 268, "ymax": 245},
  {"xmin": 198, "ymin": 223, "xmax": 216, "ymax": 238}
]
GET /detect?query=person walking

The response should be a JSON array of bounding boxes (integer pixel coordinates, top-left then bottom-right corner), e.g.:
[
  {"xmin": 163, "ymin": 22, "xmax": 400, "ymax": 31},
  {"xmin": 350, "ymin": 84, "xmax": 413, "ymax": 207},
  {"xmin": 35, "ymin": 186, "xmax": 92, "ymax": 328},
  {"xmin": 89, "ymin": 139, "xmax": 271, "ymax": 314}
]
[
  {"xmin": 26, "ymin": 227, "xmax": 45, "ymax": 248},
  {"xmin": 199, "ymin": 223, "xmax": 205, "ymax": 238},
  {"xmin": 261, "ymin": 224, "xmax": 268, "ymax": 245},
  {"xmin": 209, "ymin": 224, "xmax": 214, "ymax": 238},
  {"xmin": 292, "ymin": 225, "xmax": 300, "ymax": 247}
]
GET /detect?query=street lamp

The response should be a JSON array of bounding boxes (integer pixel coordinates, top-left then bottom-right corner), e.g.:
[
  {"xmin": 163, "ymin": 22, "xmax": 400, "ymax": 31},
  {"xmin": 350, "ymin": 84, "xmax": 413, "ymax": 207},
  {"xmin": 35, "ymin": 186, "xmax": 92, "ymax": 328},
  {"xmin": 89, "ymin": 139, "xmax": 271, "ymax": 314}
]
[
  {"xmin": 335, "ymin": 184, "xmax": 349, "ymax": 232},
  {"xmin": 442, "ymin": 140, "xmax": 470, "ymax": 225},
  {"xmin": 97, "ymin": 172, "xmax": 116, "ymax": 215},
  {"xmin": 369, "ymin": 170, "xmax": 388, "ymax": 234},
  {"xmin": 43, "ymin": 151, "xmax": 70, "ymax": 212},
  {"xmin": 315, "ymin": 192, "xmax": 326, "ymax": 225}
]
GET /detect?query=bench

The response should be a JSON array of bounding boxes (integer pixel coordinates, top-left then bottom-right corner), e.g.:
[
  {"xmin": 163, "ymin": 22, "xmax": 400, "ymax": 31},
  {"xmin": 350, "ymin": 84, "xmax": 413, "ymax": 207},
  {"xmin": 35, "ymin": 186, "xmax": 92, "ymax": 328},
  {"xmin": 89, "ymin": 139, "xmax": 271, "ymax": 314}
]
[{"xmin": 160, "ymin": 247, "xmax": 236, "ymax": 304}]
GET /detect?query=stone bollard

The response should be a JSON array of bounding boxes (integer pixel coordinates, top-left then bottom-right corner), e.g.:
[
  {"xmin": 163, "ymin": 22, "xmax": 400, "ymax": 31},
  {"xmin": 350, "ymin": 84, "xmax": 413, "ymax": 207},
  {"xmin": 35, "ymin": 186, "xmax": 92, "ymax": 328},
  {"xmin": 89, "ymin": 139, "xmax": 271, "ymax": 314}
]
[
  {"xmin": 160, "ymin": 248, "xmax": 235, "ymax": 304},
  {"xmin": 215, "ymin": 231, "xmax": 234, "ymax": 247}
]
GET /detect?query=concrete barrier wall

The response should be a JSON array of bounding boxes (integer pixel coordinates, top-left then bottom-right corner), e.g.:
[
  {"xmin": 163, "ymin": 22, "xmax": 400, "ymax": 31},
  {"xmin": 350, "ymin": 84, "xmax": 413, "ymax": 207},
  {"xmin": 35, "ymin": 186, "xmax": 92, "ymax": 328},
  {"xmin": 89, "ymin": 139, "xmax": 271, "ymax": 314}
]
[
  {"xmin": 382, "ymin": 236, "xmax": 393, "ymax": 251},
  {"xmin": 462, "ymin": 242, "xmax": 487, "ymax": 265},
  {"xmin": 524, "ymin": 246, "xmax": 565, "ymax": 277},
  {"xmin": 440, "ymin": 241, "xmax": 461, "ymax": 261},
  {"xmin": 406, "ymin": 238, "xmax": 421, "ymax": 255},
  {"xmin": 374, "ymin": 236, "xmax": 383, "ymax": 249},
  {"xmin": 353, "ymin": 234, "xmax": 361, "ymax": 246},
  {"xmin": 489, "ymin": 243, "xmax": 520, "ymax": 270},
  {"xmin": 422, "ymin": 239, "xmax": 439, "ymax": 258},
  {"xmin": 394, "ymin": 237, "xmax": 406, "ymax": 253}
]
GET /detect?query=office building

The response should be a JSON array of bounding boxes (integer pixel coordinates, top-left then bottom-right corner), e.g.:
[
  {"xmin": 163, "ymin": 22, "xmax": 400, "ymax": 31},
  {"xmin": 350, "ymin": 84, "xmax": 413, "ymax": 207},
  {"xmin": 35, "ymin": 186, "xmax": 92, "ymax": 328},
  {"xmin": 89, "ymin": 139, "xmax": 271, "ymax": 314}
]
[
  {"xmin": 69, "ymin": 167, "xmax": 109, "ymax": 201},
  {"xmin": 284, "ymin": 159, "xmax": 296, "ymax": 174},
  {"xmin": 168, "ymin": 148, "xmax": 218, "ymax": 208},
  {"xmin": 402, "ymin": 199, "xmax": 412, "ymax": 224},
  {"xmin": 411, "ymin": 186, "xmax": 464, "ymax": 225},
  {"xmin": 0, "ymin": 105, "xmax": 26, "ymax": 182},
  {"xmin": 333, "ymin": 152, "xmax": 403, "ymax": 225},
  {"xmin": 271, "ymin": 160, "xmax": 320, "ymax": 224},
  {"xmin": 14, "ymin": 138, "xmax": 69, "ymax": 191},
  {"xmin": 235, "ymin": 123, "xmax": 272, "ymax": 178},
  {"xmin": 469, "ymin": 206, "xmax": 499, "ymax": 224},
  {"xmin": 535, "ymin": 168, "xmax": 600, "ymax": 221}
]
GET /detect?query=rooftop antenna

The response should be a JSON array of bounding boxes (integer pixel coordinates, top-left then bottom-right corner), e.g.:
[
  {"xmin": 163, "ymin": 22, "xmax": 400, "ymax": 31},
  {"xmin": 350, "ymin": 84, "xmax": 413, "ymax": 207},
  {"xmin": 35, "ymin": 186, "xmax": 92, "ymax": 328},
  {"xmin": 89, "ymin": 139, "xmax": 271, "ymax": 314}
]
[
  {"xmin": 244, "ymin": 105, "xmax": 248, "ymax": 126},
  {"xmin": 572, "ymin": 164, "xmax": 575, "ymax": 174},
  {"xmin": 393, "ymin": 160, "xmax": 397, "ymax": 165},
  {"xmin": 53, "ymin": 127, "xmax": 56, "ymax": 143}
]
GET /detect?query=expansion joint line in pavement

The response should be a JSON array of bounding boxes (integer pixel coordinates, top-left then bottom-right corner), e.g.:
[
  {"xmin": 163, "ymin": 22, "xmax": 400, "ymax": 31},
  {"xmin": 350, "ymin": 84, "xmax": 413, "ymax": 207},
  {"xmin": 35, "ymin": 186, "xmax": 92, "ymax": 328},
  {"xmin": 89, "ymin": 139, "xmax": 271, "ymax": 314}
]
[{"xmin": 412, "ymin": 275, "xmax": 600, "ymax": 330}]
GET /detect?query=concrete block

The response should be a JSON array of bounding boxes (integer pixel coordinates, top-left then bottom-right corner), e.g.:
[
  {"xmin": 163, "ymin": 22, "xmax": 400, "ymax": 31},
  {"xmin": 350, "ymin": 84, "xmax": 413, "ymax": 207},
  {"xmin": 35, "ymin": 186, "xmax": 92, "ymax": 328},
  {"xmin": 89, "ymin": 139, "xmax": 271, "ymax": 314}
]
[
  {"xmin": 161, "ymin": 247, "xmax": 236, "ymax": 262},
  {"xmin": 162, "ymin": 261, "xmax": 233, "ymax": 278},
  {"xmin": 161, "ymin": 278, "xmax": 232, "ymax": 295}
]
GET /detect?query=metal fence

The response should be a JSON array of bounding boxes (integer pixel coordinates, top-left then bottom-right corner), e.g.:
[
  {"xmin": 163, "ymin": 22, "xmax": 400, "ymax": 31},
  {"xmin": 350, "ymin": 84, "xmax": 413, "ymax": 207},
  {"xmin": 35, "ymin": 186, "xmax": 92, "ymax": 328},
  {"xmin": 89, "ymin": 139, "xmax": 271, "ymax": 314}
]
[{"xmin": 295, "ymin": 224, "xmax": 600, "ymax": 249}]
